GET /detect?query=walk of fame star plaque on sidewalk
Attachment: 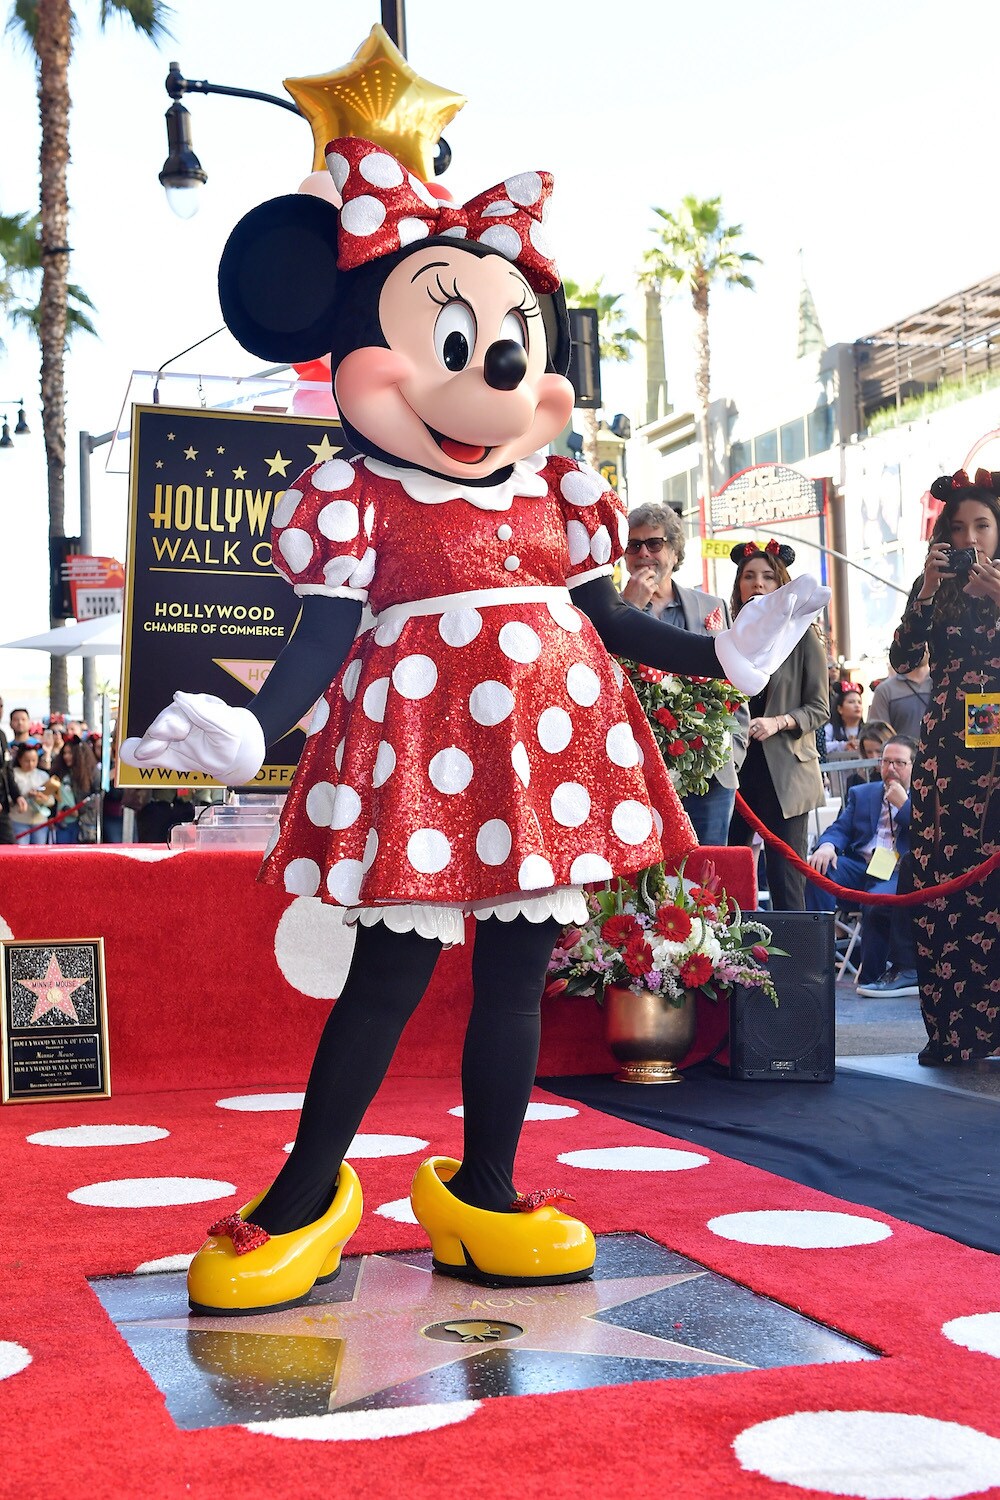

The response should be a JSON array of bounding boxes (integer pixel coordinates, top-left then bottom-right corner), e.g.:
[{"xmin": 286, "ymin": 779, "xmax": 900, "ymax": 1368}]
[
  {"xmin": 1, "ymin": 939, "xmax": 110, "ymax": 1103},
  {"xmin": 90, "ymin": 1235, "xmax": 878, "ymax": 1429}
]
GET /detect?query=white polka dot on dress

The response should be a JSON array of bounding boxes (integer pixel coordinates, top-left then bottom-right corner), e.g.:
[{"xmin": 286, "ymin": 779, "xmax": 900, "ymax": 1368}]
[
  {"xmin": 330, "ymin": 785, "xmax": 362, "ymax": 830},
  {"xmin": 307, "ymin": 698, "xmax": 330, "ymax": 736},
  {"xmin": 284, "ymin": 858, "xmax": 321, "ymax": 897},
  {"xmin": 372, "ymin": 741, "xmax": 396, "ymax": 787},
  {"xmin": 439, "ymin": 608, "xmax": 483, "ymax": 647},
  {"xmin": 612, "ymin": 801, "xmax": 653, "ymax": 845},
  {"xmin": 551, "ymin": 782, "xmax": 591, "ymax": 828},
  {"xmin": 511, "ymin": 741, "xmax": 531, "ymax": 787},
  {"xmin": 327, "ymin": 859, "xmax": 365, "ymax": 904},
  {"xmin": 317, "ymin": 499, "xmax": 359, "ymax": 541},
  {"xmin": 272, "ymin": 488, "xmax": 302, "ymax": 527},
  {"xmin": 590, "ymin": 525, "xmax": 612, "ymax": 564},
  {"xmin": 498, "ymin": 622, "xmax": 541, "ymax": 663},
  {"xmin": 341, "ymin": 659, "xmax": 362, "ymax": 701},
  {"xmin": 313, "ymin": 459, "xmax": 356, "ymax": 493},
  {"xmin": 323, "ymin": 556, "xmax": 358, "ymax": 588},
  {"xmin": 374, "ymin": 615, "xmax": 406, "ymax": 647},
  {"xmin": 361, "ymin": 828, "xmax": 379, "ymax": 873},
  {"xmin": 518, "ymin": 855, "xmax": 555, "ymax": 890},
  {"xmin": 566, "ymin": 662, "xmax": 601, "ymax": 707},
  {"xmin": 476, "ymin": 819, "xmax": 512, "ymax": 866},
  {"xmin": 559, "ymin": 467, "xmax": 606, "ymax": 508},
  {"xmin": 570, "ymin": 853, "xmax": 615, "ymax": 883},
  {"xmin": 306, "ymin": 782, "xmax": 337, "ymax": 828},
  {"xmin": 278, "ymin": 528, "xmax": 313, "ymax": 574},
  {"xmin": 469, "ymin": 681, "xmax": 515, "ymax": 726},
  {"xmin": 548, "ymin": 599, "xmax": 583, "ymax": 632},
  {"xmin": 334, "ymin": 739, "xmax": 345, "ymax": 772},
  {"xmin": 565, "ymin": 520, "xmax": 591, "ymax": 566},
  {"xmin": 362, "ymin": 678, "xmax": 390, "ymax": 723},
  {"xmin": 537, "ymin": 706, "xmax": 573, "ymax": 753},
  {"xmin": 428, "ymin": 747, "xmax": 473, "ymax": 795},
  {"xmin": 350, "ymin": 548, "xmax": 377, "ymax": 588},
  {"xmin": 392, "ymin": 654, "xmax": 438, "ymax": 700},
  {"xmin": 407, "ymin": 829, "xmax": 451, "ymax": 874},
  {"xmin": 606, "ymin": 722, "xmax": 639, "ymax": 767}
]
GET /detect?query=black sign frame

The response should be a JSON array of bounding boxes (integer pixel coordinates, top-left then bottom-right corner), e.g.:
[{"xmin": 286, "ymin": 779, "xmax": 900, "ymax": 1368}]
[{"xmin": 1, "ymin": 939, "xmax": 110, "ymax": 1104}]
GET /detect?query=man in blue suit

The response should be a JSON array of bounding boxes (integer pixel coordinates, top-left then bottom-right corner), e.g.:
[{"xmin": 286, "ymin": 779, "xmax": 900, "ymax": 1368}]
[{"xmin": 806, "ymin": 734, "xmax": 918, "ymax": 995}]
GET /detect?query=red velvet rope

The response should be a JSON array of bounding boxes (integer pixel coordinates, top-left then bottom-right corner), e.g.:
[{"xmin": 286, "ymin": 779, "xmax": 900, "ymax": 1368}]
[{"xmin": 733, "ymin": 791, "xmax": 1000, "ymax": 906}]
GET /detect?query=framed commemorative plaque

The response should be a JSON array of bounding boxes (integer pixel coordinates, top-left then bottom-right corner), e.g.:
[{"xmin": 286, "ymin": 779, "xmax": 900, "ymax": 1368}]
[{"xmin": 1, "ymin": 939, "xmax": 110, "ymax": 1104}]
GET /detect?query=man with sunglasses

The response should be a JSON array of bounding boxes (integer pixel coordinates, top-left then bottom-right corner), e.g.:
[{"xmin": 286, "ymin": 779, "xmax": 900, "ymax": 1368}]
[
  {"xmin": 806, "ymin": 734, "xmax": 919, "ymax": 995},
  {"xmin": 620, "ymin": 503, "xmax": 748, "ymax": 844}
]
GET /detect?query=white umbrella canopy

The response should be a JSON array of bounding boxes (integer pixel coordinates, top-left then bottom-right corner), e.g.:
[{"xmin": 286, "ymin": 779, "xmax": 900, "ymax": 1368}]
[{"xmin": 0, "ymin": 613, "xmax": 123, "ymax": 656}]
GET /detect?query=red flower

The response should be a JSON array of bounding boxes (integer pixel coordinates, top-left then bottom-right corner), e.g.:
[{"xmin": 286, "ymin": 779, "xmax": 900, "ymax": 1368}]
[
  {"xmin": 751, "ymin": 944, "xmax": 769, "ymax": 963},
  {"xmin": 667, "ymin": 739, "xmax": 688, "ymax": 757},
  {"xmin": 653, "ymin": 906, "xmax": 693, "ymax": 941},
  {"xmin": 679, "ymin": 953, "xmax": 714, "ymax": 988},
  {"xmin": 543, "ymin": 977, "xmax": 569, "ymax": 999},
  {"xmin": 602, "ymin": 913, "xmax": 642, "ymax": 947},
  {"xmin": 688, "ymin": 885, "xmax": 718, "ymax": 911},
  {"xmin": 654, "ymin": 706, "xmax": 678, "ymax": 731},
  {"xmin": 694, "ymin": 702, "xmax": 707, "ymax": 713},
  {"xmin": 623, "ymin": 937, "xmax": 654, "ymax": 976},
  {"xmin": 690, "ymin": 735, "xmax": 705, "ymax": 750}
]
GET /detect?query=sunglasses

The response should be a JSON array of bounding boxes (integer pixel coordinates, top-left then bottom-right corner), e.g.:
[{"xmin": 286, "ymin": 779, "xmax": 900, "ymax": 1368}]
[{"xmin": 625, "ymin": 537, "xmax": 670, "ymax": 555}]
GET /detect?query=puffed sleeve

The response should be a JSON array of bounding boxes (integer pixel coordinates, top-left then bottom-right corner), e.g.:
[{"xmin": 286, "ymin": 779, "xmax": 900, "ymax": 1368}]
[
  {"xmin": 549, "ymin": 456, "xmax": 631, "ymax": 587},
  {"xmin": 270, "ymin": 455, "xmax": 376, "ymax": 602}
]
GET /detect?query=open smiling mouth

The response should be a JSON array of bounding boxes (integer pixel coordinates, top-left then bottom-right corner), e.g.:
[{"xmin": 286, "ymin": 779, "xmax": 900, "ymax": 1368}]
[{"xmin": 425, "ymin": 423, "xmax": 493, "ymax": 466}]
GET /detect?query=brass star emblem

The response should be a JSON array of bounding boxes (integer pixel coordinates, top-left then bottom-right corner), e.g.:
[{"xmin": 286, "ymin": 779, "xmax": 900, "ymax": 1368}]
[
  {"xmin": 306, "ymin": 434, "xmax": 340, "ymax": 464},
  {"xmin": 205, "ymin": 468, "xmax": 214, "ymax": 478},
  {"xmin": 18, "ymin": 954, "xmax": 89, "ymax": 1024},
  {"xmin": 217, "ymin": 446, "xmax": 225, "ymax": 454},
  {"xmin": 184, "ymin": 446, "xmax": 198, "ymax": 460},
  {"xmin": 233, "ymin": 465, "xmax": 247, "ymax": 481},
  {"xmin": 264, "ymin": 450, "xmax": 292, "ymax": 478},
  {"xmin": 283, "ymin": 23, "xmax": 465, "ymax": 181}
]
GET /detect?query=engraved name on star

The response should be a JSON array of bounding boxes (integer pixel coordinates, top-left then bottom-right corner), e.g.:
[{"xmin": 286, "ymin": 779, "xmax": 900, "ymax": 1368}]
[{"xmin": 18, "ymin": 955, "xmax": 89, "ymax": 1024}]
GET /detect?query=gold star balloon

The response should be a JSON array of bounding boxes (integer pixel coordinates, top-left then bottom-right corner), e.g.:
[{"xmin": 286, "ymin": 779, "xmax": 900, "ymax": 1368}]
[{"xmin": 284, "ymin": 24, "xmax": 466, "ymax": 182}]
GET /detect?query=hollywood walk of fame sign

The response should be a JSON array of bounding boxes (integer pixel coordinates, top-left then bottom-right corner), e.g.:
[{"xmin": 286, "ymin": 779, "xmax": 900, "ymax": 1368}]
[
  {"xmin": 119, "ymin": 405, "xmax": 358, "ymax": 790},
  {"xmin": 1, "ymin": 939, "xmax": 110, "ymax": 1103},
  {"xmin": 90, "ymin": 1237, "xmax": 877, "ymax": 1431}
]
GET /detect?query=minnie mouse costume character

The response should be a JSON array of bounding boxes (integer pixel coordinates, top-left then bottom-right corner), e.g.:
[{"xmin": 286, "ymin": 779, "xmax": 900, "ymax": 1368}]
[{"xmin": 123, "ymin": 137, "xmax": 829, "ymax": 1314}]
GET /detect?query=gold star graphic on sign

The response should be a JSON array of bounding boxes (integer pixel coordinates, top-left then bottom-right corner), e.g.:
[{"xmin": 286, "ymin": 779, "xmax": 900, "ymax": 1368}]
[
  {"xmin": 284, "ymin": 23, "xmax": 465, "ymax": 181},
  {"xmin": 184, "ymin": 446, "xmax": 198, "ymax": 460},
  {"xmin": 167, "ymin": 432, "xmax": 175, "ymax": 441},
  {"xmin": 18, "ymin": 954, "xmax": 89, "ymax": 1024},
  {"xmin": 306, "ymin": 434, "xmax": 341, "ymax": 464},
  {"xmin": 155, "ymin": 460, "xmax": 163, "ymax": 469},
  {"xmin": 205, "ymin": 468, "xmax": 214, "ymax": 477},
  {"xmin": 233, "ymin": 465, "xmax": 247, "ymax": 480},
  {"xmin": 264, "ymin": 450, "xmax": 293, "ymax": 478},
  {"xmin": 217, "ymin": 446, "xmax": 225, "ymax": 454}
]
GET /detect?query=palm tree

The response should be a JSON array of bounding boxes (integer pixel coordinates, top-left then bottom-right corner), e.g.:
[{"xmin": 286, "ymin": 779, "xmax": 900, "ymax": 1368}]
[
  {"xmin": 641, "ymin": 196, "xmax": 760, "ymax": 523},
  {"xmin": 0, "ymin": 208, "xmax": 97, "ymax": 344},
  {"xmin": 562, "ymin": 277, "xmax": 640, "ymax": 469},
  {"xmin": 7, "ymin": 0, "xmax": 172, "ymax": 713}
]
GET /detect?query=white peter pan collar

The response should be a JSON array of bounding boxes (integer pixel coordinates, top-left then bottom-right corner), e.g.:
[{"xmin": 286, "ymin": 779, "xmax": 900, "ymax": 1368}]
[{"xmin": 363, "ymin": 451, "xmax": 548, "ymax": 511}]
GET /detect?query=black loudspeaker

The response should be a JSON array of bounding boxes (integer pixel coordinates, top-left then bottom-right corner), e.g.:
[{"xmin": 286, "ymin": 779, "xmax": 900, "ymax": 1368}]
[{"xmin": 729, "ymin": 911, "xmax": 835, "ymax": 1081}]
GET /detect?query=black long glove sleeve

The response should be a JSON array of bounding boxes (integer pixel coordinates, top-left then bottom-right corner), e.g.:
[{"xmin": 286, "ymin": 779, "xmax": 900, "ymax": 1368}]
[
  {"xmin": 572, "ymin": 576, "xmax": 724, "ymax": 677},
  {"xmin": 248, "ymin": 594, "xmax": 363, "ymax": 748}
]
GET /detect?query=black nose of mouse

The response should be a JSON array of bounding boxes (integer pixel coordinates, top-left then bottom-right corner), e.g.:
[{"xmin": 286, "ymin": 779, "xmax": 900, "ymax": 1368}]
[{"xmin": 483, "ymin": 339, "xmax": 528, "ymax": 391}]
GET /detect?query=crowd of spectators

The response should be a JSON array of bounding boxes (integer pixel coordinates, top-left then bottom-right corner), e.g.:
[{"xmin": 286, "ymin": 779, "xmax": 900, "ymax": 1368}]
[{"xmin": 0, "ymin": 697, "xmax": 125, "ymax": 847}]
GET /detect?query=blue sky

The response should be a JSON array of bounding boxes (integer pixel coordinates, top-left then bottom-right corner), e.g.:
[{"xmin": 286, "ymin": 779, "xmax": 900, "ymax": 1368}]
[{"xmin": 2, "ymin": 0, "xmax": 1000, "ymax": 712}]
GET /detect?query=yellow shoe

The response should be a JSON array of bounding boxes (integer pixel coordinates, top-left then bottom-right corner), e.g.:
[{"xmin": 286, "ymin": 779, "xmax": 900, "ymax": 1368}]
[
  {"xmin": 410, "ymin": 1156, "xmax": 595, "ymax": 1287},
  {"xmin": 186, "ymin": 1163, "xmax": 363, "ymax": 1317}
]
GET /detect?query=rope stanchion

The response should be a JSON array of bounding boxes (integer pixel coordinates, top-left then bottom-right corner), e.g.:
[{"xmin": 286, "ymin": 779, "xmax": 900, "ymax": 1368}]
[{"xmin": 734, "ymin": 792, "xmax": 1000, "ymax": 906}]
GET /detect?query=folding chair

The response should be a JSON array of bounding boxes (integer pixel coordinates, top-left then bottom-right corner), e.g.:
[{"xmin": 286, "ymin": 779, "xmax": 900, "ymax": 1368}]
[{"xmin": 834, "ymin": 908, "xmax": 862, "ymax": 982}]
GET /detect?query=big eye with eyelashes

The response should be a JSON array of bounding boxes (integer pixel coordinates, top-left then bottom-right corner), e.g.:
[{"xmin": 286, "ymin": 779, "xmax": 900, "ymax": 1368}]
[
  {"xmin": 499, "ymin": 309, "xmax": 527, "ymax": 348},
  {"xmin": 433, "ymin": 301, "xmax": 477, "ymax": 371}
]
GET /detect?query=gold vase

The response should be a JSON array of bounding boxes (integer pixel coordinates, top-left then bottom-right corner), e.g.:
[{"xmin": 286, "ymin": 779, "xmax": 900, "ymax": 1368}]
[{"xmin": 603, "ymin": 985, "xmax": 697, "ymax": 1084}]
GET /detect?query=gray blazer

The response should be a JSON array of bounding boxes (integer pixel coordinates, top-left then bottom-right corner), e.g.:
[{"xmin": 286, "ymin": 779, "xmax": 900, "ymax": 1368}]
[
  {"xmin": 671, "ymin": 582, "xmax": 749, "ymax": 791},
  {"xmin": 755, "ymin": 626, "xmax": 830, "ymax": 818}
]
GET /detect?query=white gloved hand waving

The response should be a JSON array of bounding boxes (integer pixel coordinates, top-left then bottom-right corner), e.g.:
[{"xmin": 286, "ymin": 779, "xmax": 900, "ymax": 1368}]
[
  {"xmin": 120, "ymin": 692, "xmax": 266, "ymax": 786},
  {"xmin": 715, "ymin": 575, "xmax": 831, "ymax": 696}
]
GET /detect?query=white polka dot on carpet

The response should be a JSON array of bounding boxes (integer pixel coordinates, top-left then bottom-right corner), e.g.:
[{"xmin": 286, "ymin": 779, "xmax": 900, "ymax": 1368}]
[
  {"xmin": 27, "ymin": 1124, "xmax": 168, "ymax": 1148},
  {"xmin": 216, "ymin": 1092, "xmax": 305, "ymax": 1112},
  {"xmin": 558, "ymin": 1145, "xmax": 709, "ymax": 1171},
  {"xmin": 68, "ymin": 1177, "xmax": 235, "ymax": 1208},
  {"xmin": 374, "ymin": 1196, "xmax": 418, "ymax": 1224},
  {"xmin": 244, "ymin": 1402, "xmax": 480, "ymax": 1442},
  {"xmin": 942, "ymin": 1312, "xmax": 1000, "ymax": 1358},
  {"xmin": 448, "ymin": 1102, "xmax": 578, "ymax": 1121},
  {"xmin": 97, "ymin": 847, "xmax": 183, "ymax": 861},
  {"xmin": 0, "ymin": 913, "xmax": 12, "ymax": 939},
  {"xmin": 0, "ymin": 1343, "xmax": 32, "ymax": 1381},
  {"xmin": 708, "ymin": 1209, "xmax": 892, "ymax": 1248},
  {"xmin": 733, "ymin": 1410, "xmax": 1000, "ymax": 1499},
  {"xmin": 135, "ymin": 1253, "xmax": 195, "ymax": 1274},
  {"xmin": 283, "ymin": 1133, "xmax": 427, "ymax": 1157}
]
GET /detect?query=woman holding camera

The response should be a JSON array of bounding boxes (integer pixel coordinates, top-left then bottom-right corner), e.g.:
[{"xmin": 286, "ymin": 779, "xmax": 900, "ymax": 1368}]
[{"xmin": 890, "ymin": 470, "xmax": 1000, "ymax": 1065}]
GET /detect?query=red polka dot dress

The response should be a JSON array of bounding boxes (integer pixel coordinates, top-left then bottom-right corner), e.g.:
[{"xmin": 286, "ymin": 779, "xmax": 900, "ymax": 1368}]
[{"xmin": 260, "ymin": 449, "xmax": 695, "ymax": 941}]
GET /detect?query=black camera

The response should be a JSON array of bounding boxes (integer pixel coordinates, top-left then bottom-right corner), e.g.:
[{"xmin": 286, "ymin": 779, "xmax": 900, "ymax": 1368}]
[{"xmin": 946, "ymin": 546, "xmax": 978, "ymax": 576}]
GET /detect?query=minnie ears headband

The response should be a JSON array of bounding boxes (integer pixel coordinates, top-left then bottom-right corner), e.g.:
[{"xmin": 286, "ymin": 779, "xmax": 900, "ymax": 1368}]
[
  {"xmin": 930, "ymin": 469, "xmax": 1000, "ymax": 500},
  {"xmin": 729, "ymin": 540, "xmax": 795, "ymax": 567},
  {"xmin": 835, "ymin": 681, "xmax": 863, "ymax": 696},
  {"xmin": 326, "ymin": 137, "xmax": 560, "ymax": 293}
]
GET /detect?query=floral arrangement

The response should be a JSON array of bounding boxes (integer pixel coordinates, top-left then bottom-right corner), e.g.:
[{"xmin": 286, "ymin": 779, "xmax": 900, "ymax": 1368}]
[
  {"xmin": 544, "ymin": 861, "xmax": 782, "ymax": 1007},
  {"xmin": 620, "ymin": 662, "xmax": 746, "ymax": 797}
]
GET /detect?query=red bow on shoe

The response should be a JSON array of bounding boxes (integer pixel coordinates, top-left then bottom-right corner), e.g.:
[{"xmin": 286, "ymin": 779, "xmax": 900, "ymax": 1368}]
[
  {"xmin": 512, "ymin": 1188, "xmax": 577, "ymax": 1212},
  {"xmin": 325, "ymin": 137, "xmax": 559, "ymax": 292},
  {"xmin": 208, "ymin": 1212, "xmax": 271, "ymax": 1256}
]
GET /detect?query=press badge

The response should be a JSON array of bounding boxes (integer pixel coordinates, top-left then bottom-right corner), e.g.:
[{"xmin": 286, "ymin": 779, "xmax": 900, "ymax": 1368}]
[
  {"xmin": 964, "ymin": 693, "xmax": 1000, "ymax": 747},
  {"xmin": 866, "ymin": 846, "xmax": 898, "ymax": 879}
]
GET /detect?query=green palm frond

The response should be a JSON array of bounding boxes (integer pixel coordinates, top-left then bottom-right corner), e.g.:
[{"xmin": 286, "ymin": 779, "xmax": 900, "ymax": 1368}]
[{"xmin": 563, "ymin": 276, "xmax": 641, "ymax": 364}]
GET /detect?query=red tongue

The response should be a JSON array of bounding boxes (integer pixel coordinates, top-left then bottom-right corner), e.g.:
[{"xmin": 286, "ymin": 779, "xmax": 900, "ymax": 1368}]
[{"xmin": 441, "ymin": 437, "xmax": 488, "ymax": 464}]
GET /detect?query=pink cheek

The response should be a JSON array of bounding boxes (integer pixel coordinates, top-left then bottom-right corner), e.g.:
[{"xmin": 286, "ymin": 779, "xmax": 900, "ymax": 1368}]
[{"xmin": 334, "ymin": 348, "xmax": 414, "ymax": 420}]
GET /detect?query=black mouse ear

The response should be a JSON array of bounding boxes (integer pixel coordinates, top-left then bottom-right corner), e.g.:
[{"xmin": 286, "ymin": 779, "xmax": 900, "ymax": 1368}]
[
  {"xmin": 218, "ymin": 194, "xmax": 342, "ymax": 363},
  {"xmin": 540, "ymin": 285, "xmax": 572, "ymax": 377}
]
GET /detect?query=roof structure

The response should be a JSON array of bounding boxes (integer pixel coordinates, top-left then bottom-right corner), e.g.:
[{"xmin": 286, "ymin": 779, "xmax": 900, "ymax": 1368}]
[{"xmin": 854, "ymin": 272, "xmax": 1000, "ymax": 421}]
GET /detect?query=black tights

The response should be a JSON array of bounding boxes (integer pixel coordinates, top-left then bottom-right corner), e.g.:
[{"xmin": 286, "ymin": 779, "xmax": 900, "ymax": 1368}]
[{"xmin": 251, "ymin": 913, "xmax": 562, "ymax": 1234}]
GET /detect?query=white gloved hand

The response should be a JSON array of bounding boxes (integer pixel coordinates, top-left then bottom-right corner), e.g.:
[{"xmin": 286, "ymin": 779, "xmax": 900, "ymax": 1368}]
[
  {"xmin": 120, "ymin": 692, "xmax": 266, "ymax": 786},
  {"xmin": 714, "ymin": 575, "xmax": 831, "ymax": 696}
]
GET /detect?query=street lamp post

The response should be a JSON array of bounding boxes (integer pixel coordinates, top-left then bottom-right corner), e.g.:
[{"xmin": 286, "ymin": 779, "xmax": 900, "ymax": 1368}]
[
  {"xmin": 0, "ymin": 399, "xmax": 31, "ymax": 448},
  {"xmin": 78, "ymin": 428, "xmax": 114, "ymax": 728}
]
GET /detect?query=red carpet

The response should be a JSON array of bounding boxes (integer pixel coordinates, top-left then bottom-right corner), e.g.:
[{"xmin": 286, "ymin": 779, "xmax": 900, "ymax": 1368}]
[{"xmin": 4, "ymin": 1075, "xmax": 1000, "ymax": 1500}]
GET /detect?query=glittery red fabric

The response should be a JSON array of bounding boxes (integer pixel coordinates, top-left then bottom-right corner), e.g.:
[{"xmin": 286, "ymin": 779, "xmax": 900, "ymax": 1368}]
[
  {"xmin": 512, "ymin": 1188, "xmax": 577, "ymax": 1212},
  {"xmin": 207, "ymin": 1212, "xmax": 270, "ymax": 1256},
  {"xmin": 262, "ymin": 451, "xmax": 696, "ymax": 909},
  {"xmin": 327, "ymin": 136, "xmax": 559, "ymax": 293}
]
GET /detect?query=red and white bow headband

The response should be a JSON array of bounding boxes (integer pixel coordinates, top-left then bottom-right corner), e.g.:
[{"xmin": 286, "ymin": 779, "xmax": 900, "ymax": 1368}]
[{"xmin": 324, "ymin": 136, "xmax": 560, "ymax": 293}]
